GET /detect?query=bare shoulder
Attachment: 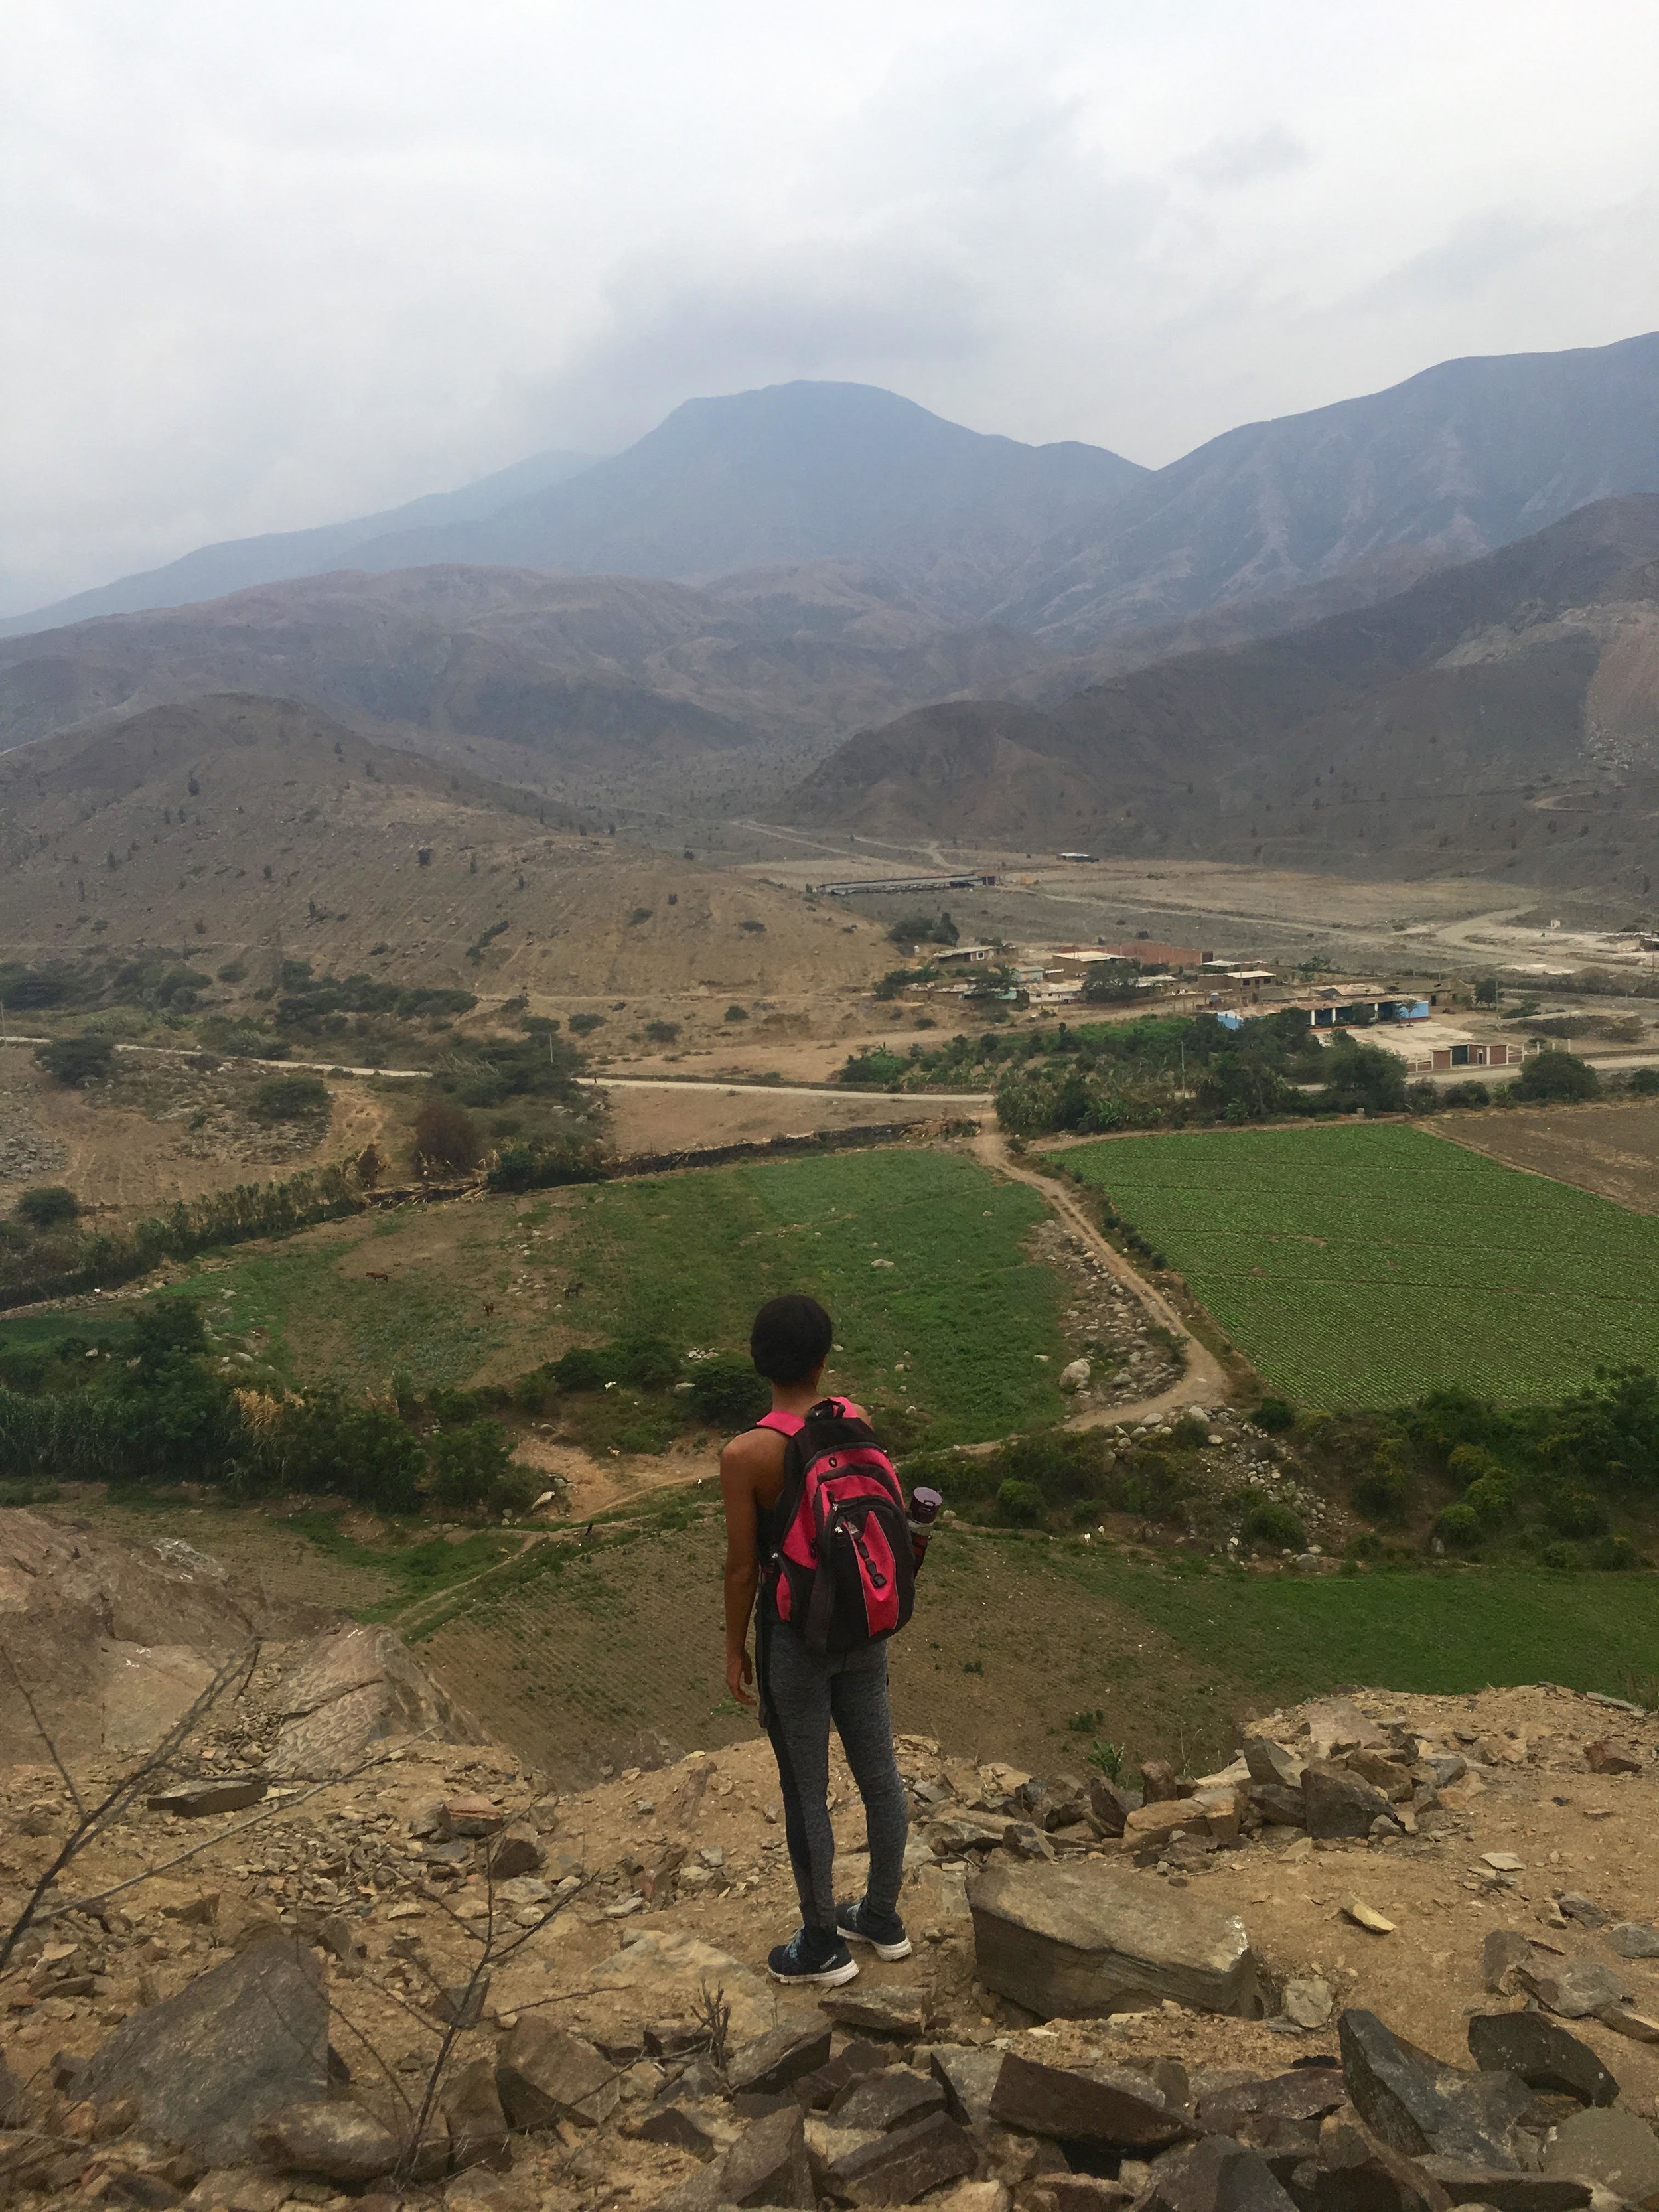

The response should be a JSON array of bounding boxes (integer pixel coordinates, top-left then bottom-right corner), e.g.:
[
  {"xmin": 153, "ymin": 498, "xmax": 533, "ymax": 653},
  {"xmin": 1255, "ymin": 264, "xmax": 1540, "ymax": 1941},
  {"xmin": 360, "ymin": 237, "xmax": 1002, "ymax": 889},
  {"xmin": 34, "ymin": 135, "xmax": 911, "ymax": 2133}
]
[{"xmin": 720, "ymin": 1424, "xmax": 787, "ymax": 1491}]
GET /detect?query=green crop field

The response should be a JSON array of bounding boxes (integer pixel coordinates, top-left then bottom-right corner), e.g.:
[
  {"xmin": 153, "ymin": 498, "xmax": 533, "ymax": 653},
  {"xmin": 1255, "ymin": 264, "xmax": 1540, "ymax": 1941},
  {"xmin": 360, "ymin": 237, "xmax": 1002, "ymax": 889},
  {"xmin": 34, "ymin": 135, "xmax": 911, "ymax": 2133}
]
[
  {"xmin": 1054, "ymin": 1123, "xmax": 1659, "ymax": 1408},
  {"xmin": 11, "ymin": 1149, "xmax": 1067, "ymax": 1444},
  {"xmin": 553, "ymin": 1149, "xmax": 1066, "ymax": 1442}
]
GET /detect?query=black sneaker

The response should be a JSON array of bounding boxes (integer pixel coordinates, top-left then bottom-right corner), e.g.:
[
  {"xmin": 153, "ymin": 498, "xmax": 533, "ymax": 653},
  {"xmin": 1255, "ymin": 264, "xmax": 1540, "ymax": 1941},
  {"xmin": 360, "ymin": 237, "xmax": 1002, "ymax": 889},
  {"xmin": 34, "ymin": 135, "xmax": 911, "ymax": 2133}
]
[
  {"xmin": 768, "ymin": 1927, "xmax": 859, "ymax": 1986},
  {"xmin": 836, "ymin": 1897, "xmax": 912, "ymax": 1961}
]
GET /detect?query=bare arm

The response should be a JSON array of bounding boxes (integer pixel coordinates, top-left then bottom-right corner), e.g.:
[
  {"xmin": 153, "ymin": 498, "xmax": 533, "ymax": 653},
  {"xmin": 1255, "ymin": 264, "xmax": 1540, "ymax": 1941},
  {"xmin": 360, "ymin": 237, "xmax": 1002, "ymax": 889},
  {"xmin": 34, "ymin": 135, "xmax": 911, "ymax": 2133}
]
[{"xmin": 719, "ymin": 1429, "xmax": 780, "ymax": 1708}]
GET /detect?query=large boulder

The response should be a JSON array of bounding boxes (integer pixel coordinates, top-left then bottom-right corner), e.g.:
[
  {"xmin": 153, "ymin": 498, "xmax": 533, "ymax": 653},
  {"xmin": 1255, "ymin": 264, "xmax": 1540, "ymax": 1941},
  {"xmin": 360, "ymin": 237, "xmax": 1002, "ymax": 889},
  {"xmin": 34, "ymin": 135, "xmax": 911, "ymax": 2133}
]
[
  {"xmin": 75, "ymin": 1936, "xmax": 327, "ymax": 2166},
  {"xmin": 267, "ymin": 1622, "xmax": 488, "ymax": 1776},
  {"xmin": 253, "ymin": 2100, "xmax": 397, "ymax": 2183},
  {"xmin": 1541, "ymin": 2108, "xmax": 1659, "ymax": 2203},
  {"xmin": 0, "ymin": 1511, "xmax": 321, "ymax": 1763},
  {"xmin": 989, "ymin": 2053, "xmax": 1193, "ymax": 2151},
  {"xmin": 968, "ymin": 1858, "xmax": 1261, "ymax": 2019}
]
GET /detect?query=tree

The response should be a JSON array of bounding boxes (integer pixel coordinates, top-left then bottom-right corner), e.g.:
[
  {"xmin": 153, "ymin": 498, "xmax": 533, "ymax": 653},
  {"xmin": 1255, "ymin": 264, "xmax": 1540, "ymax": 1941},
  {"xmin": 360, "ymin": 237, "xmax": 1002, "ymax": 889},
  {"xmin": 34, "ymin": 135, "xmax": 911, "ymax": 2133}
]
[
  {"xmin": 1319, "ymin": 1038, "xmax": 1407, "ymax": 1115},
  {"xmin": 429, "ymin": 1419, "xmax": 515, "ymax": 1514},
  {"xmin": 35, "ymin": 1034, "xmax": 114, "ymax": 1088},
  {"xmin": 412, "ymin": 1098, "xmax": 480, "ymax": 1175},
  {"xmin": 1473, "ymin": 975, "xmax": 1500, "ymax": 1007},
  {"xmin": 1514, "ymin": 1050, "xmax": 1599, "ymax": 1104},
  {"xmin": 249, "ymin": 1074, "xmax": 330, "ymax": 1123},
  {"xmin": 887, "ymin": 911, "xmax": 959, "ymax": 948},
  {"xmin": 1080, "ymin": 960, "xmax": 1141, "ymax": 1005},
  {"xmin": 14, "ymin": 1186, "xmax": 78, "ymax": 1230},
  {"xmin": 1196, "ymin": 1047, "xmax": 1295, "ymax": 1124}
]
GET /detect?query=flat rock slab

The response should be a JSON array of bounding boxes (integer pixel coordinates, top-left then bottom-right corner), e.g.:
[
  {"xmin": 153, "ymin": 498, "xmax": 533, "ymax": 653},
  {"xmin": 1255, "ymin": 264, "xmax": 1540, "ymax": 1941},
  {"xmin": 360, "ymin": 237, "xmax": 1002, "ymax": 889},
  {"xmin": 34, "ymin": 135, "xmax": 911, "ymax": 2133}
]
[
  {"xmin": 253, "ymin": 2100, "xmax": 397, "ymax": 2183},
  {"xmin": 1541, "ymin": 2107, "xmax": 1659, "ymax": 2203},
  {"xmin": 826, "ymin": 2108, "xmax": 977, "ymax": 2205},
  {"xmin": 1338, "ymin": 2009, "xmax": 1521, "ymax": 2170},
  {"xmin": 830, "ymin": 2068, "xmax": 944, "ymax": 2134},
  {"xmin": 1142, "ymin": 2134, "xmax": 1298, "ymax": 2211},
  {"xmin": 1417, "ymin": 2162, "xmax": 1591, "ymax": 2208},
  {"xmin": 76, "ymin": 1937, "xmax": 327, "ymax": 2167},
  {"xmin": 268, "ymin": 1621, "xmax": 488, "ymax": 1777},
  {"xmin": 728, "ymin": 2022, "xmax": 833, "ymax": 2098},
  {"xmin": 822, "ymin": 1986, "xmax": 928, "ymax": 2037},
  {"xmin": 657, "ymin": 2104, "xmax": 816, "ymax": 2212},
  {"xmin": 1517, "ymin": 1959, "xmax": 1630, "ymax": 2020},
  {"xmin": 1465, "ymin": 2013, "xmax": 1617, "ymax": 2107},
  {"xmin": 146, "ymin": 1776, "xmax": 269, "ymax": 1818},
  {"xmin": 496, "ymin": 2019, "xmax": 618, "ymax": 2128},
  {"xmin": 1607, "ymin": 1923, "xmax": 1659, "ymax": 1959},
  {"xmin": 588, "ymin": 1929, "xmax": 775, "ymax": 2045},
  {"xmin": 969, "ymin": 1857, "xmax": 1260, "ymax": 2020},
  {"xmin": 928, "ymin": 2045, "xmax": 1005, "ymax": 2129},
  {"xmin": 989, "ymin": 2052, "xmax": 1193, "ymax": 2152},
  {"xmin": 1302, "ymin": 1761, "xmax": 1398, "ymax": 1841}
]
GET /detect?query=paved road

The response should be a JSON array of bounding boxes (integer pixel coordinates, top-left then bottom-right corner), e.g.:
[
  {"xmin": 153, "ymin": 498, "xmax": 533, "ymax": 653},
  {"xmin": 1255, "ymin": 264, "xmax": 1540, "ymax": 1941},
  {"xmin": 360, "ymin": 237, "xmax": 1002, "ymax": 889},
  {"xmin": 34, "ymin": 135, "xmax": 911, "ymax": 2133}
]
[{"xmin": 578, "ymin": 1075, "xmax": 995, "ymax": 1105}]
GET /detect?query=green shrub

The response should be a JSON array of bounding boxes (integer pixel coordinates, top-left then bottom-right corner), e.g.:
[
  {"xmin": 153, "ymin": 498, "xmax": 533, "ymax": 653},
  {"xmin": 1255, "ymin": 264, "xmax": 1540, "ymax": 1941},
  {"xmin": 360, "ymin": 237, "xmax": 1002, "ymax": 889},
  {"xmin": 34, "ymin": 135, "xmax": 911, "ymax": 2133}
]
[
  {"xmin": 644, "ymin": 1019, "xmax": 680, "ymax": 1045},
  {"xmin": 616, "ymin": 1335, "xmax": 680, "ymax": 1391},
  {"xmin": 1254, "ymin": 1396, "xmax": 1295, "ymax": 1433},
  {"xmin": 491, "ymin": 1464, "xmax": 543, "ymax": 1517},
  {"xmin": 689, "ymin": 1355, "xmax": 770, "ymax": 1429},
  {"xmin": 1354, "ymin": 1447, "xmax": 1415, "ymax": 1523},
  {"xmin": 1540, "ymin": 1540, "xmax": 1579, "ymax": 1570},
  {"xmin": 486, "ymin": 1138, "xmax": 605, "ymax": 1193},
  {"xmin": 1240, "ymin": 1496, "xmax": 1305, "ymax": 1549},
  {"xmin": 429, "ymin": 1419, "xmax": 515, "ymax": 1514},
  {"xmin": 1544, "ymin": 1486, "xmax": 1609, "ymax": 1538},
  {"xmin": 568, "ymin": 1013, "xmax": 605, "ymax": 1036},
  {"xmin": 35, "ymin": 1035, "xmax": 115, "ymax": 1087},
  {"xmin": 1435, "ymin": 1501, "xmax": 1480, "ymax": 1548},
  {"xmin": 249, "ymin": 1074, "xmax": 330, "ymax": 1123},
  {"xmin": 1630, "ymin": 1067, "xmax": 1659, "ymax": 1097},
  {"xmin": 14, "ymin": 1187, "xmax": 79, "ymax": 1230},
  {"xmin": 273, "ymin": 1390, "xmax": 424, "ymax": 1511},
  {"xmin": 996, "ymin": 1477, "xmax": 1046, "ymax": 1526},
  {"xmin": 1514, "ymin": 1051, "xmax": 1599, "ymax": 1103},
  {"xmin": 1088, "ymin": 1739, "xmax": 1127, "ymax": 1782},
  {"xmin": 551, "ymin": 1347, "xmax": 607, "ymax": 1392},
  {"xmin": 723, "ymin": 1004, "xmax": 749, "ymax": 1022},
  {"xmin": 1591, "ymin": 1534, "xmax": 1640, "ymax": 1570}
]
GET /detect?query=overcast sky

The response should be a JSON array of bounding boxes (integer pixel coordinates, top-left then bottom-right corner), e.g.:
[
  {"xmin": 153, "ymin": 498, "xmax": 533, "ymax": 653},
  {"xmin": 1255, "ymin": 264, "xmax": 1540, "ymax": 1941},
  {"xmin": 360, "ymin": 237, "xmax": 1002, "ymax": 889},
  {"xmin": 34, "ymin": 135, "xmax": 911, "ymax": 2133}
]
[{"xmin": 5, "ymin": 0, "xmax": 1658, "ymax": 611}]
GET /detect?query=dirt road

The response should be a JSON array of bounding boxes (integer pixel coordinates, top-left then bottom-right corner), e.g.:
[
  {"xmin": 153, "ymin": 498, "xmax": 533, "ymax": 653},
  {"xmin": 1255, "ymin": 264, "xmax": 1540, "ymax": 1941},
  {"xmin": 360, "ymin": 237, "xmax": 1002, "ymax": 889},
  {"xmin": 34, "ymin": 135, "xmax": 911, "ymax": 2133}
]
[{"xmin": 970, "ymin": 1126, "xmax": 1230, "ymax": 1432}]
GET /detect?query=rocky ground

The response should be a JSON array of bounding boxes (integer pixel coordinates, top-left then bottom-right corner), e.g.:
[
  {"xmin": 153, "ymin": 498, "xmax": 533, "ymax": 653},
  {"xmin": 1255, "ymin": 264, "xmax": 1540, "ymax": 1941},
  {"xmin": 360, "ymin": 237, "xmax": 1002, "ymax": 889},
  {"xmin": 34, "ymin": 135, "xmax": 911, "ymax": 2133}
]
[
  {"xmin": 1024, "ymin": 1224, "xmax": 1185, "ymax": 1415},
  {"xmin": 1, "ymin": 1514, "xmax": 1658, "ymax": 2209}
]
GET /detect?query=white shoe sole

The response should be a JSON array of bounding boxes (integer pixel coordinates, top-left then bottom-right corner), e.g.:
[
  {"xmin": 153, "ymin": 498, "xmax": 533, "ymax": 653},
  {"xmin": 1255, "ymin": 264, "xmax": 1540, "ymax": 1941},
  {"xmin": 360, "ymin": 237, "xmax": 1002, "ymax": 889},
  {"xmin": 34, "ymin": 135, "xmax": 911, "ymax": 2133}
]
[
  {"xmin": 769, "ymin": 1956, "xmax": 859, "ymax": 1986},
  {"xmin": 841, "ymin": 1925, "xmax": 912, "ymax": 1961}
]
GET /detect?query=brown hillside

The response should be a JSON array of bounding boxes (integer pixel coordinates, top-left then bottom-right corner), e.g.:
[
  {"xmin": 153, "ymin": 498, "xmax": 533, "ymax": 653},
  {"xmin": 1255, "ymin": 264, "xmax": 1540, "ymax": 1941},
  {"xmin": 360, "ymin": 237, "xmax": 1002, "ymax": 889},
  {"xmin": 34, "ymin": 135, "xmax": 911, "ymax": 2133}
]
[
  {"xmin": 0, "ymin": 694, "xmax": 889, "ymax": 1001},
  {"xmin": 793, "ymin": 497, "xmax": 1659, "ymax": 893},
  {"xmin": 0, "ymin": 563, "xmax": 1048, "ymax": 817}
]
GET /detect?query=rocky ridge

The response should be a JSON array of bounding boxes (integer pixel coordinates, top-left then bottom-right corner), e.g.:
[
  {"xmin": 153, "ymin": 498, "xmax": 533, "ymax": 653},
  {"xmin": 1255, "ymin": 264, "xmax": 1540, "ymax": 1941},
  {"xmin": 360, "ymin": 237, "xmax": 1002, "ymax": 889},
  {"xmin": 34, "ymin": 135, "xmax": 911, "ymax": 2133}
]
[{"xmin": 0, "ymin": 1562, "xmax": 1656, "ymax": 2212}]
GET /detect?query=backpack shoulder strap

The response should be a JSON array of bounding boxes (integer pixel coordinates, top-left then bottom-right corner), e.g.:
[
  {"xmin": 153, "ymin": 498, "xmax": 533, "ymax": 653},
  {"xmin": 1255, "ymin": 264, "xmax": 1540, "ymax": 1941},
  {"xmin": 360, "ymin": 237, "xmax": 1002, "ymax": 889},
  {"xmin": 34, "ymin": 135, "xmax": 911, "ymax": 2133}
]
[{"xmin": 756, "ymin": 1410, "xmax": 806, "ymax": 1438}]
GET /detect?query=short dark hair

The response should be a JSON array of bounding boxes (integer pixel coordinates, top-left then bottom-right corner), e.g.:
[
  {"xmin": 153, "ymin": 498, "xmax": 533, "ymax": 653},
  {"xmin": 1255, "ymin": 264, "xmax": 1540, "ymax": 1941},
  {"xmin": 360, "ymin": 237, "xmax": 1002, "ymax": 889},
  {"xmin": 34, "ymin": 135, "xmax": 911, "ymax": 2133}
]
[{"xmin": 749, "ymin": 1293, "xmax": 833, "ymax": 1384}]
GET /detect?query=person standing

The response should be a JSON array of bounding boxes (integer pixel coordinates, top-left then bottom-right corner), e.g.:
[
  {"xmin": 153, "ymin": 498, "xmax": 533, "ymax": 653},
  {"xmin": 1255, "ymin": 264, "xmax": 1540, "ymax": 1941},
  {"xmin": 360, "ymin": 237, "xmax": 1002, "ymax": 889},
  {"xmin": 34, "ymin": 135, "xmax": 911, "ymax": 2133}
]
[{"xmin": 720, "ymin": 1293, "xmax": 912, "ymax": 1985}]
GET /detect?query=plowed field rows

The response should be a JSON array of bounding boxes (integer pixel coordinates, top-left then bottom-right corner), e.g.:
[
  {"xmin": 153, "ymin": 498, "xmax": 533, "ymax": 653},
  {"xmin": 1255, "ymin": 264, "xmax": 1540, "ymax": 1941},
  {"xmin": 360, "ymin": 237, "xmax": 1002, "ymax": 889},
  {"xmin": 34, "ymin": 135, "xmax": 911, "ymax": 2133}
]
[{"xmin": 1056, "ymin": 1122, "xmax": 1659, "ymax": 1408}]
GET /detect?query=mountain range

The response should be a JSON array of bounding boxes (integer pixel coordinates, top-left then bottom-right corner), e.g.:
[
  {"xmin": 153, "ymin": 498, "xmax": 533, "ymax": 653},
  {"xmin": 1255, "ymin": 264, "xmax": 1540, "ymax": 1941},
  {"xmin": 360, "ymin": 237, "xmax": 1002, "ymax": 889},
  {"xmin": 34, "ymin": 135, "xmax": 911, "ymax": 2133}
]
[
  {"xmin": 13, "ymin": 331, "xmax": 1659, "ymax": 652},
  {"xmin": 3, "ymin": 330, "xmax": 1658, "ymax": 891},
  {"xmin": 794, "ymin": 494, "xmax": 1659, "ymax": 895}
]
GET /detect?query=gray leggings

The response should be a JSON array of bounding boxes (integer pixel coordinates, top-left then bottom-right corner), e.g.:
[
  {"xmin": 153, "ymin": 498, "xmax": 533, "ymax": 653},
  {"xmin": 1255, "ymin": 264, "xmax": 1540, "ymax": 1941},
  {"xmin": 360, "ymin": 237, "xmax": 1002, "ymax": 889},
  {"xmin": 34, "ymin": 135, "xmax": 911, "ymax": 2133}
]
[{"xmin": 759, "ymin": 1620, "xmax": 910, "ymax": 1933}]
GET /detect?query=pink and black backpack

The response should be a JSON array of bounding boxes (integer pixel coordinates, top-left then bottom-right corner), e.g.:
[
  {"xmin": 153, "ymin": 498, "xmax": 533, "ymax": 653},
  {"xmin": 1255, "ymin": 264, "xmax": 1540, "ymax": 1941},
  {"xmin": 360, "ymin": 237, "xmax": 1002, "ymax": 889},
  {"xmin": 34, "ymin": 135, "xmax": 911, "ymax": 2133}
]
[{"xmin": 759, "ymin": 1399, "xmax": 914, "ymax": 1653}]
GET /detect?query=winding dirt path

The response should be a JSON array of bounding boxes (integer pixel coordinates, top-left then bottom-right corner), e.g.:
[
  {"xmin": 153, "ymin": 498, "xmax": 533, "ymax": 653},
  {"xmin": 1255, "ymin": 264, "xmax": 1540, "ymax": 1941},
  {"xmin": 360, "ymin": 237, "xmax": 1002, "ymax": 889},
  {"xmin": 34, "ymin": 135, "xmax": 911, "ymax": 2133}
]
[{"xmin": 968, "ymin": 1126, "xmax": 1230, "ymax": 1434}]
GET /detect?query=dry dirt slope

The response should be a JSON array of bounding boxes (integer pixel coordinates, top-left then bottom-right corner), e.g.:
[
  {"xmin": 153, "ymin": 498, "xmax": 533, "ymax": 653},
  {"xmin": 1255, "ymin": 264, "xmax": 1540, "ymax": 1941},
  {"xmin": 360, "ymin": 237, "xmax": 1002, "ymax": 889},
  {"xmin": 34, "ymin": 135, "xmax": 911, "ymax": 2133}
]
[
  {"xmin": 0, "ymin": 693, "xmax": 889, "ymax": 999},
  {"xmin": 3, "ymin": 1496, "xmax": 1659, "ymax": 2212}
]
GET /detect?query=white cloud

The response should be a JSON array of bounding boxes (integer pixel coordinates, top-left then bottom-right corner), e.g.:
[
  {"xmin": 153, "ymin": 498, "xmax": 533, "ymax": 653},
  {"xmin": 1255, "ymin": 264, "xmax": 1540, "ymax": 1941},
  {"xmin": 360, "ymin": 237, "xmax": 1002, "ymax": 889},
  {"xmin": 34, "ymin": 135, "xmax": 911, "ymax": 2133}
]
[{"xmin": 2, "ymin": 0, "xmax": 1658, "ymax": 606}]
